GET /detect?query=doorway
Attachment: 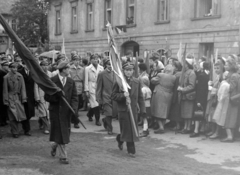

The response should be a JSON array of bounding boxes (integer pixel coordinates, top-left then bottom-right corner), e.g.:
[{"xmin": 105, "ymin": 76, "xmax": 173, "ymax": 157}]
[
  {"xmin": 121, "ymin": 41, "xmax": 139, "ymax": 57},
  {"xmin": 199, "ymin": 43, "xmax": 214, "ymax": 61}
]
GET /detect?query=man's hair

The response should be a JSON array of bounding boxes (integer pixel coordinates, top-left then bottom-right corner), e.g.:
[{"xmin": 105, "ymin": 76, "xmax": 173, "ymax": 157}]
[{"xmin": 138, "ymin": 63, "xmax": 147, "ymax": 71}]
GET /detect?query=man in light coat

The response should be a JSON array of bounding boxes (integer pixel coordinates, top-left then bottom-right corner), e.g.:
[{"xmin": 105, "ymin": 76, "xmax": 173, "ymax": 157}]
[{"xmin": 84, "ymin": 54, "xmax": 103, "ymax": 126}]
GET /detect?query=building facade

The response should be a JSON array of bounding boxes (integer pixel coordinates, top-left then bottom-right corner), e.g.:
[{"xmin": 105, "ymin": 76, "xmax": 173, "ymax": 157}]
[
  {"xmin": 48, "ymin": 0, "xmax": 240, "ymax": 59},
  {"xmin": 0, "ymin": 0, "xmax": 18, "ymax": 53}
]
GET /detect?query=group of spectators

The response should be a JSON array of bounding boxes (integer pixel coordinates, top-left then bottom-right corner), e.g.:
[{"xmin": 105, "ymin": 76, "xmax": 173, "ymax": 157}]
[{"xmin": 138, "ymin": 53, "xmax": 240, "ymax": 143}]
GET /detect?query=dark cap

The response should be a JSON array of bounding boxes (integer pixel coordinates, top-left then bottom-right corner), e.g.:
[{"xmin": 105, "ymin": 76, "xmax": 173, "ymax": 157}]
[
  {"xmin": 103, "ymin": 58, "xmax": 110, "ymax": 67},
  {"xmin": 1, "ymin": 61, "xmax": 9, "ymax": 66},
  {"xmin": 57, "ymin": 60, "xmax": 70, "ymax": 69},
  {"xmin": 9, "ymin": 62, "xmax": 18, "ymax": 68},
  {"xmin": 122, "ymin": 62, "xmax": 134, "ymax": 70}
]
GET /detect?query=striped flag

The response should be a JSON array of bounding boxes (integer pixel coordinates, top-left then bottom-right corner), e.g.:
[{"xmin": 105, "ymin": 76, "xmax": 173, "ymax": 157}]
[
  {"xmin": 177, "ymin": 42, "xmax": 182, "ymax": 63},
  {"xmin": 61, "ymin": 37, "xmax": 66, "ymax": 55}
]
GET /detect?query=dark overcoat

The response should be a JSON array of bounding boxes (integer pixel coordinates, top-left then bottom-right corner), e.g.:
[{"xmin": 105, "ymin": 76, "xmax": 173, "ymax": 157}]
[
  {"xmin": 44, "ymin": 75, "xmax": 78, "ymax": 144},
  {"xmin": 0, "ymin": 69, "xmax": 8, "ymax": 123},
  {"xmin": 111, "ymin": 77, "xmax": 146, "ymax": 142},
  {"xmin": 18, "ymin": 67, "xmax": 35, "ymax": 119},
  {"xmin": 96, "ymin": 69, "xmax": 117, "ymax": 116}
]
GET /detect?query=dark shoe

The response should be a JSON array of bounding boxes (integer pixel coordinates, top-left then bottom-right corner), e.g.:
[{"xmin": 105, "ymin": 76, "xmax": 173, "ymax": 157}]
[
  {"xmin": 206, "ymin": 131, "xmax": 214, "ymax": 136},
  {"xmin": 102, "ymin": 118, "xmax": 107, "ymax": 130},
  {"xmin": 153, "ymin": 123, "xmax": 159, "ymax": 130},
  {"xmin": 59, "ymin": 158, "xmax": 69, "ymax": 164},
  {"xmin": 190, "ymin": 132, "xmax": 200, "ymax": 138},
  {"xmin": 116, "ymin": 137, "xmax": 123, "ymax": 151},
  {"xmin": 221, "ymin": 138, "xmax": 233, "ymax": 143},
  {"xmin": 51, "ymin": 145, "xmax": 57, "ymax": 157},
  {"xmin": 74, "ymin": 124, "xmax": 80, "ymax": 129},
  {"xmin": 154, "ymin": 129, "xmax": 165, "ymax": 134},
  {"xmin": 12, "ymin": 134, "xmax": 19, "ymax": 138},
  {"xmin": 87, "ymin": 113, "xmax": 93, "ymax": 121},
  {"xmin": 24, "ymin": 132, "xmax": 31, "ymax": 136},
  {"xmin": 95, "ymin": 121, "xmax": 101, "ymax": 126},
  {"xmin": 140, "ymin": 130, "xmax": 149, "ymax": 137}
]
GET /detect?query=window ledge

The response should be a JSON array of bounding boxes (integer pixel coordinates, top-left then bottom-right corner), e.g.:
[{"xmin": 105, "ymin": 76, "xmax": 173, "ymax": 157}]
[
  {"xmin": 85, "ymin": 29, "xmax": 94, "ymax": 33},
  {"xmin": 154, "ymin": 20, "xmax": 170, "ymax": 25},
  {"xmin": 55, "ymin": 33, "xmax": 62, "ymax": 36},
  {"xmin": 126, "ymin": 24, "xmax": 136, "ymax": 28},
  {"xmin": 70, "ymin": 31, "xmax": 78, "ymax": 34},
  {"xmin": 191, "ymin": 15, "xmax": 221, "ymax": 21}
]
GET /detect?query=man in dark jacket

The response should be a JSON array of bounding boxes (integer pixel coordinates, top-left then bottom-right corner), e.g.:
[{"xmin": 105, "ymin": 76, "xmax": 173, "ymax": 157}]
[
  {"xmin": 96, "ymin": 58, "xmax": 116, "ymax": 135},
  {"xmin": 17, "ymin": 57, "xmax": 35, "ymax": 136},
  {"xmin": 112, "ymin": 62, "xmax": 146, "ymax": 158},
  {"xmin": 44, "ymin": 61, "xmax": 78, "ymax": 164}
]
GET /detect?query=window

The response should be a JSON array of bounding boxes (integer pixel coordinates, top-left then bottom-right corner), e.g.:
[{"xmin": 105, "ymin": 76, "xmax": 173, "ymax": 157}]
[
  {"xmin": 86, "ymin": 3, "xmax": 94, "ymax": 31},
  {"xmin": 71, "ymin": 6, "xmax": 77, "ymax": 32},
  {"xmin": 194, "ymin": 0, "xmax": 220, "ymax": 18},
  {"xmin": 56, "ymin": 10, "xmax": 61, "ymax": 35},
  {"xmin": 126, "ymin": 0, "xmax": 135, "ymax": 25},
  {"xmin": 104, "ymin": 0, "xmax": 112, "ymax": 26},
  {"xmin": 157, "ymin": 0, "xmax": 169, "ymax": 22},
  {"xmin": 12, "ymin": 19, "xmax": 17, "ymax": 31}
]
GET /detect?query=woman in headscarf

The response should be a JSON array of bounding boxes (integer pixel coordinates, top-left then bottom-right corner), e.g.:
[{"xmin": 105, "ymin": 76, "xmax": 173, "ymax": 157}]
[
  {"xmin": 178, "ymin": 58, "xmax": 197, "ymax": 134},
  {"xmin": 151, "ymin": 65, "xmax": 176, "ymax": 133}
]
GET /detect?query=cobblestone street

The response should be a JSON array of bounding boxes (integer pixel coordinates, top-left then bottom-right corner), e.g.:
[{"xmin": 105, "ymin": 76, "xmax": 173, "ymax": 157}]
[{"xmin": 0, "ymin": 112, "xmax": 240, "ymax": 175}]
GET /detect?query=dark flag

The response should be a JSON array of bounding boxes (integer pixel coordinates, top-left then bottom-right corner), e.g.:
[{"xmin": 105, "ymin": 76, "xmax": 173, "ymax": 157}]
[{"xmin": 0, "ymin": 14, "xmax": 59, "ymax": 95}]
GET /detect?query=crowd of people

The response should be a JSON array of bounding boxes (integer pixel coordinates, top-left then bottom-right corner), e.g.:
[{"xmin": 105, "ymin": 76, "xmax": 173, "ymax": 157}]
[{"xmin": 1, "ymin": 49, "xmax": 240, "ymax": 161}]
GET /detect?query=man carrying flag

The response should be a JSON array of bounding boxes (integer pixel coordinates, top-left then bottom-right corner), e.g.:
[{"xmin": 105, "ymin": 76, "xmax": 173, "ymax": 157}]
[{"xmin": 106, "ymin": 23, "xmax": 145, "ymax": 157}]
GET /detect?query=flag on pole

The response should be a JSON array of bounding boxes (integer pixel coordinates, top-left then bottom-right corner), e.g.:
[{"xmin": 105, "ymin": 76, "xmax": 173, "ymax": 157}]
[
  {"xmin": 177, "ymin": 42, "xmax": 182, "ymax": 63},
  {"xmin": 0, "ymin": 14, "xmax": 59, "ymax": 95},
  {"xmin": 61, "ymin": 37, "xmax": 66, "ymax": 55},
  {"xmin": 106, "ymin": 22, "xmax": 138, "ymax": 137}
]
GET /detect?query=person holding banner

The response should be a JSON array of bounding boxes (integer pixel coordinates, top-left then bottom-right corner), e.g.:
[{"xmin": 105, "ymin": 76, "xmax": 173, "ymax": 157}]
[
  {"xmin": 44, "ymin": 61, "xmax": 78, "ymax": 164},
  {"xmin": 112, "ymin": 61, "xmax": 146, "ymax": 158}
]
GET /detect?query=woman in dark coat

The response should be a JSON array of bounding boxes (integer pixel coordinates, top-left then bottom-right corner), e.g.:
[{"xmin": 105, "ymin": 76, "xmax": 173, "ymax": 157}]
[
  {"xmin": 168, "ymin": 60, "xmax": 182, "ymax": 130},
  {"xmin": 190, "ymin": 62, "xmax": 210, "ymax": 138},
  {"xmin": 112, "ymin": 62, "xmax": 145, "ymax": 158}
]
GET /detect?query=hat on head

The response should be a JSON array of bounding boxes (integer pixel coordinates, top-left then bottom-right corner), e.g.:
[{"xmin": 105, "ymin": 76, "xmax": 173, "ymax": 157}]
[
  {"xmin": 57, "ymin": 61, "xmax": 69, "ymax": 70},
  {"xmin": 40, "ymin": 60, "xmax": 49, "ymax": 66},
  {"xmin": 1, "ymin": 61, "xmax": 9, "ymax": 66},
  {"xmin": 71, "ymin": 54, "xmax": 79, "ymax": 61},
  {"xmin": 103, "ymin": 58, "xmax": 110, "ymax": 67},
  {"xmin": 122, "ymin": 61, "xmax": 134, "ymax": 70}
]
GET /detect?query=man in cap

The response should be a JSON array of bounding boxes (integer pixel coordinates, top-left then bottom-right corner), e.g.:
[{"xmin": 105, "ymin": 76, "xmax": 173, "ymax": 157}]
[
  {"xmin": 69, "ymin": 54, "xmax": 84, "ymax": 125},
  {"xmin": 3, "ymin": 62, "xmax": 27, "ymax": 138},
  {"xmin": 44, "ymin": 60, "xmax": 78, "ymax": 164},
  {"xmin": 0, "ymin": 61, "xmax": 9, "ymax": 128},
  {"xmin": 18, "ymin": 58, "xmax": 35, "ymax": 136},
  {"xmin": 96, "ymin": 58, "xmax": 115, "ymax": 135},
  {"xmin": 112, "ymin": 61, "xmax": 146, "ymax": 157},
  {"xmin": 84, "ymin": 54, "xmax": 104, "ymax": 126}
]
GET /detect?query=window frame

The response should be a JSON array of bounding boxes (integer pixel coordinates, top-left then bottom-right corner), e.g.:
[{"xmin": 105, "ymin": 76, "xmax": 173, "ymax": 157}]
[
  {"xmin": 12, "ymin": 19, "xmax": 17, "ymax": 31},
  {"xmin": 70, "ymin": 1, "xmax": 78, "ymax": 33},
  {"xmin": 55, "ymin": 4, "xmax": 62, "ymax": 36},
  {"xmin": 192, "ymin": 0, "xmax": 221, "ymax": 21},
  {"xmin": 155, "ymin": 0, "xmax": 170, "ymax": 25},
  {"xmin": 86, "ymin": 2, "xmax": 94, "ymax": 32},
  {"xmin": 104, "ymin": 0, "xmax": 113, "ymax": 27},
  {"xmin": 126, "ymin": 0, "xmax": 136, "ymax": 27}
]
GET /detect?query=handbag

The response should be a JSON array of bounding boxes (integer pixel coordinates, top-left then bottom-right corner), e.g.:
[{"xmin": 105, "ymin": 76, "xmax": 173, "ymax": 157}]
[
  {"xmin": 185, "ymin": 91, "xmax": 196, "ymax": 101},
  {"xmin": 230, "ymin": 93, "xmax": 240, "ymax": 105},
  {"xmin": 194, "ymin": 105, "xmax": 204, "ymax": 119}
]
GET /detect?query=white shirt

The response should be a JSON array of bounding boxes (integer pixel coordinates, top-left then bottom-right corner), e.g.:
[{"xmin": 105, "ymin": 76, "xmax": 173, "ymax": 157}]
[{"xmin": 58, "ymin": 73, "xmax": 66, "ymax": 86}]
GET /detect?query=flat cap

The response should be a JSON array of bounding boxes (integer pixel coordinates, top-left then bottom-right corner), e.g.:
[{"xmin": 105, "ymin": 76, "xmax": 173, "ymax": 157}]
[
  {"xmin": 122, "ymin": 61, "xmax": 134, "ymax": 70},
  {"xmin": 9, "ymin": 62, "xmax": 18, "ymax": 68},
  {"xmin": 1, "ymin": 61, "xmax": 9, "ymax": 66},
  {"xmin": 57, "ymin": 61, "xmax": 70, "ymax": 69}
]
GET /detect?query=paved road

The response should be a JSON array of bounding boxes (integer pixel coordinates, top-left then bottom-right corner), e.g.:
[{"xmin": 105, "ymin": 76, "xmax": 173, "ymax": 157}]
[{"xmin": 0, "ymin": 111, "xmax": 240, "ymax": 175}]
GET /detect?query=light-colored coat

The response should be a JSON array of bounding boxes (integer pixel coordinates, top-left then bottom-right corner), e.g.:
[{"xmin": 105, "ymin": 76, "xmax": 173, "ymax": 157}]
[
  {"xmin": 3, "ymin": 72, "xmax": 27, "ymax": 122},
  {"xmin": 84, "ymin": 64, "xmax": 103, "ymax": 108},
  {"xmin": 151, "ymin": 73, "xmax": 176, "ymax": 119},
  {"xmin": 69, "ymin": 65, "xmax": 84, "ymax": 95},
  {"xmin": 34, "ymin": 83, "xmax": 48, "ymax": 118}
]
